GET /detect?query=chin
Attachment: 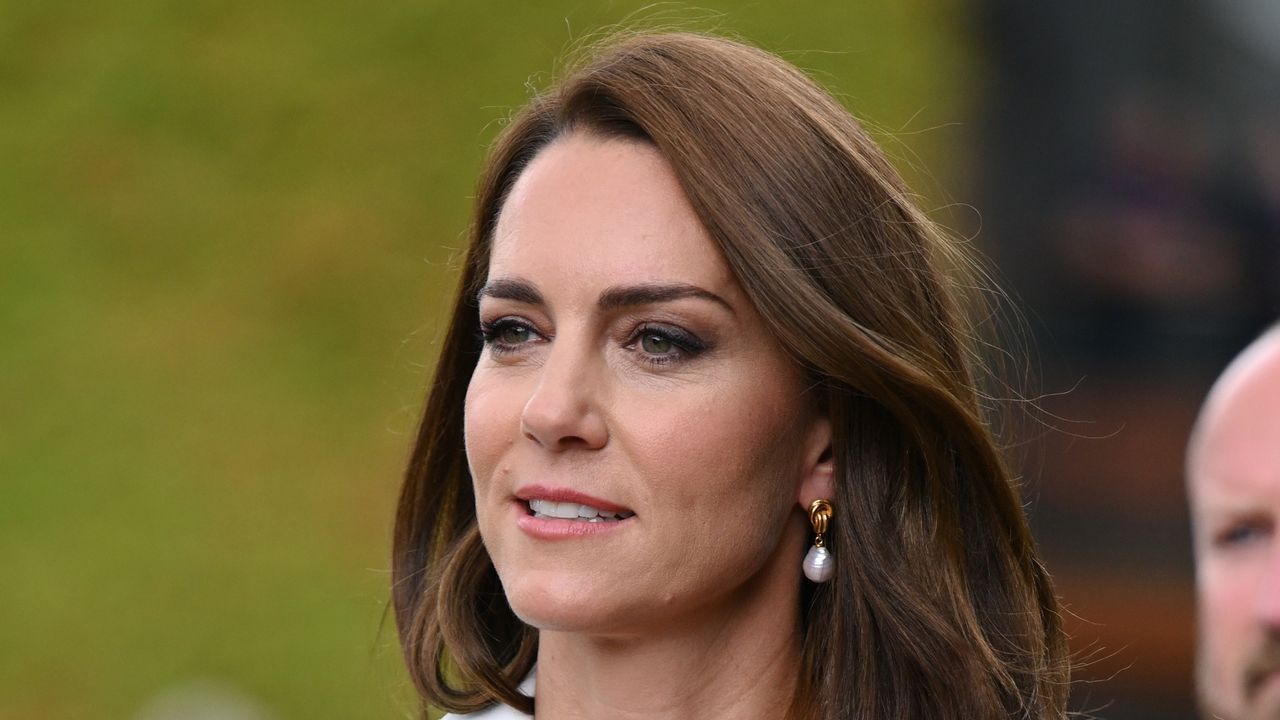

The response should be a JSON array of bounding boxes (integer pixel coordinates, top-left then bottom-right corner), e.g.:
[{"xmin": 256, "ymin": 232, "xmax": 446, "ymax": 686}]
[{"xmin": 498, "ymin": 568, "xmax": 632, "ymax": 632}]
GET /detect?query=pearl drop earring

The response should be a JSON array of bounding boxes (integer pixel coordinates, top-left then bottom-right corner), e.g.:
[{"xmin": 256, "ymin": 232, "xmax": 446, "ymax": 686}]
[{"xmin": 803, "ymin": 499, "xmax": 834, "ymax": 583}]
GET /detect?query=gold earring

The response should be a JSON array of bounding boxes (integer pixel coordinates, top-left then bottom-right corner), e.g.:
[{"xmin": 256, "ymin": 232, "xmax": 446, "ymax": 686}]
[{"xmin": 803, "ymin": 499, "xmax": 834, "ymax": 583}]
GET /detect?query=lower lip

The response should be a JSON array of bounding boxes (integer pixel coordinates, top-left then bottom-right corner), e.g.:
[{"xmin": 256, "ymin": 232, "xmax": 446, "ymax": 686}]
[{"xmin": 514, "ymin": 502, "xmax": 634, "ymax": 539}]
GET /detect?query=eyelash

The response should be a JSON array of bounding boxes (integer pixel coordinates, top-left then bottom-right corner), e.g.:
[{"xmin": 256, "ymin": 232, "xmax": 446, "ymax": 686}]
[
  {"xmin": 477, "ymin": 317, "xmax": 708, "ymax": 366},
  {"xmin": 478, "ymin": 318, "xmax": 542, "ymax": 355},
  {"xmin": 626, "ymin": 323, "xmax": 708, "ymax": 366}
]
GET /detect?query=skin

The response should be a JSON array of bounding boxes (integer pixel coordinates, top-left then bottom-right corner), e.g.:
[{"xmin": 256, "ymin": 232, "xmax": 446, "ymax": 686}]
[
  {"xmin": 463, "ymin": 133, "xmax": 833, "ymax": 720},
  {"xmin": 1189, "ymin": 328, "xmax": 1280, "ymax": 720}
]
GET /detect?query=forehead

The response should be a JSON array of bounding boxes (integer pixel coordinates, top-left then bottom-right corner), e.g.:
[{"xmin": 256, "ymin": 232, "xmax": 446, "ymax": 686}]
[
  {"xmin": 489, "ymin": 134, "xmax": 735, "ymax": 290},
  {"xmin": 1190, "ymin": 335, "xmax": 1280, "ymax": 506}
]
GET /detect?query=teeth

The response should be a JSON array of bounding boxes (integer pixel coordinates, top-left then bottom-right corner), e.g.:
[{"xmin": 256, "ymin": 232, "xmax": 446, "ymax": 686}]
[{"xmin": 526, "ymin": 498, "xmax": 634, "ymax": 522}]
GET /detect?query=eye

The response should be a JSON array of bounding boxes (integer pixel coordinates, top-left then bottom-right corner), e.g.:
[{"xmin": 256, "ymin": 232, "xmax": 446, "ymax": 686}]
[
  {"xmin": 498, "ymin": 323, "xmax": 532, "ymax": 345},
  {"xmin": 1215, "ymin": 518, "xmax": 1273, "ymax": 549},
  {"xmin": 479, "ymin": 317, "xmax": 542, "ymax": 353},
  {"xmin": 639, "ymin": 331, "xmax": 674, "ymax": 355},
  {"xmin": 625, "ymin": 323, "xmax": 708, "ymax": 366}
]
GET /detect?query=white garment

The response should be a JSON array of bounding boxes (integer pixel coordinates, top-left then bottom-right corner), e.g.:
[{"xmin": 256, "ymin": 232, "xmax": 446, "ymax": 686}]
[{"xmin": 441, "ymin": 672, "xmax": 536, "ymax": 719}]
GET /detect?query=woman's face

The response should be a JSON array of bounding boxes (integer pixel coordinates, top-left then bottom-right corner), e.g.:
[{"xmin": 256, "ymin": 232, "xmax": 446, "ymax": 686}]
[{"xmin": 464, "ymin": 133, "xmax": 830, "ymax": 634}]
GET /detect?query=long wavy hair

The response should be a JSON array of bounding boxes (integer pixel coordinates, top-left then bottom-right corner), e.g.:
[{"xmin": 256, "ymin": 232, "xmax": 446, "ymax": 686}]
[{"xmin": 393, "ymin": 31, "xmax": 1069, "ymax": 720}]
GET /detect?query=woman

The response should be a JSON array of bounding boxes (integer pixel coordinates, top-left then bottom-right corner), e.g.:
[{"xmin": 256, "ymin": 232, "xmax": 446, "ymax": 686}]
[{"xmin": 393, "ymin": 31, "xmax": 1070, "ymax": 719}]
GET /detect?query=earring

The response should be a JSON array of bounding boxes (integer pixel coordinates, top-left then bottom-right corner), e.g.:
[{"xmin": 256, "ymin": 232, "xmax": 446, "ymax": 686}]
[{"xmin": 803, "ymin": 499, "xmax": 834, "ymax": 583}]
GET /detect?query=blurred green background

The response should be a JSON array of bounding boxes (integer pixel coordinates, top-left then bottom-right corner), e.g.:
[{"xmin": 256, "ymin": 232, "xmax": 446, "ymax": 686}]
[{"xmin": 0, "ymin": 2, "xmax": 970, "ymax": 718}]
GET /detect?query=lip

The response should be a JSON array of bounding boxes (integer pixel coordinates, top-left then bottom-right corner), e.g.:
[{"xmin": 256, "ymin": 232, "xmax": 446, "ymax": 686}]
[
  {"xmin": 512, "ymin": 485, "xmax": 636, "ymax": 540},
  {"xmin": 514, "ymin": 484, "xmax": 632, "ymax": 514},
  {"xmin": 515, "ymin": 509, "xmax": 634, "ymax": 539}
]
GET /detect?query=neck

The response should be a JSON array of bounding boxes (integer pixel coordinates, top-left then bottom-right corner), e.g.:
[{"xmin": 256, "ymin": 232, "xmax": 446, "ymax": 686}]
[{"xmin": 531, "ymin": 530, "xmax": 805, "ymax": 720}]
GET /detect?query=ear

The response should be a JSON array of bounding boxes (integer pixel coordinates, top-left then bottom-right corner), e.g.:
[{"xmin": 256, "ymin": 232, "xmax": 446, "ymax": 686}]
[{"xmin": 796, "ymin": 415, "xmax": 834, "ymax": 509}]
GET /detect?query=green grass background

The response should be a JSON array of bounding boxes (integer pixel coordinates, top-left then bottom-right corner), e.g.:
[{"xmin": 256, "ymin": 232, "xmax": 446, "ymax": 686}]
[{"xmin": 0, "ymin": 2, "xmax": 971, "ymax": 717}]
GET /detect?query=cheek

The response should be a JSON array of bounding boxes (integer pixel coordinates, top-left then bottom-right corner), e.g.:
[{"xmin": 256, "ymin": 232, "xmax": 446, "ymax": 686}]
[
  {"xmin": 1199, "ymin": 560, "xmax": 1260, "ymax": 671},
  {"xmin": 626, "ymin": 375, "xmax": 803, "ymax": 514},
  {"xmin": 463, "ymin": 369, "xmax": 523, "ymax": 490}
]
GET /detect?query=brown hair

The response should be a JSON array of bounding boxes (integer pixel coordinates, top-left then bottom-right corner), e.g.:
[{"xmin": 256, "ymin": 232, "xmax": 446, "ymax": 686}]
[{"xmin": 393, "ymin": 31, "xmax": 1069, "ymax": 719}]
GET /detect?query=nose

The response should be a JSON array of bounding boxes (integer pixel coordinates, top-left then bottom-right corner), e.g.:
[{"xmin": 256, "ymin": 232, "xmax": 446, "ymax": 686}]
[
  {"xmin": 520, "ymin": 340, "xmax": 608, "ymax": 451},
  {"xmin": 1255, "ymin": 539, "xmax": 1280, "ymax": 629}
]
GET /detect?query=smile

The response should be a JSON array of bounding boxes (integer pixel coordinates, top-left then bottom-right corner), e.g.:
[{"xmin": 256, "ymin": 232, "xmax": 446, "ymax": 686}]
[{"xmin": 526, "ymin": 498, "xmax": 636, "ymax": 522}]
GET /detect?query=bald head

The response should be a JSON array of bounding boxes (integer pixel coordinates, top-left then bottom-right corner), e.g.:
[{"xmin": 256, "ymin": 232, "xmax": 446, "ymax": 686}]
[
  {"xmin": 1190, "ymin": 325, "xmax": 1280, "ymax": 720},
  {"xmin": 1190, "ymin": 327, "xmax": 1280, "ymax": 492}
]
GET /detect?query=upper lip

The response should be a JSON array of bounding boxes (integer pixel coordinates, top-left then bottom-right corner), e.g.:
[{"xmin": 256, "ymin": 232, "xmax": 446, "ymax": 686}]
[{"xmin": 514, "ymin": 484, "xmax": 633, "ymax": 514}]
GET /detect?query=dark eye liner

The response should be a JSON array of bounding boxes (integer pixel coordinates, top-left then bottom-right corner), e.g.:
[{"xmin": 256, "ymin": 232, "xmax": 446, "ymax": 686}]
[
  {"xmin": 629, "ymin": 323, "xmax": 714, "ymax": 359},
  {"xmin": 642, "ymin": 324, "xmax": 709, "ymax": 354}
]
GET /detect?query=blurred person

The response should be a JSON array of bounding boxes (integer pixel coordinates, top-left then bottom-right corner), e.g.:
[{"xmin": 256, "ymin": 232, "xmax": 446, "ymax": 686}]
[
  {"xmin": 1189, "ymin": 324, "xmax": 1280, "ymax": 719},
  {"xmin": 392, "ymin": 31, "xmax": 1070, "ymax": 719}
]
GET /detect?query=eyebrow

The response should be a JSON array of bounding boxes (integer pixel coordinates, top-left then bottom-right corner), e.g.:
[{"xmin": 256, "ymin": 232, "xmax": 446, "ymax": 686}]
[
  {"xmin": 477, "ymin": 277, "xmax": 734, "ymax": 315},
  {"xmin": 477, "ymin": 277, "xmax": 543, "ymax": 305},
  {"xmin": 598, "ymin": 283, "xmax": 735, "ymax": 314}
]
